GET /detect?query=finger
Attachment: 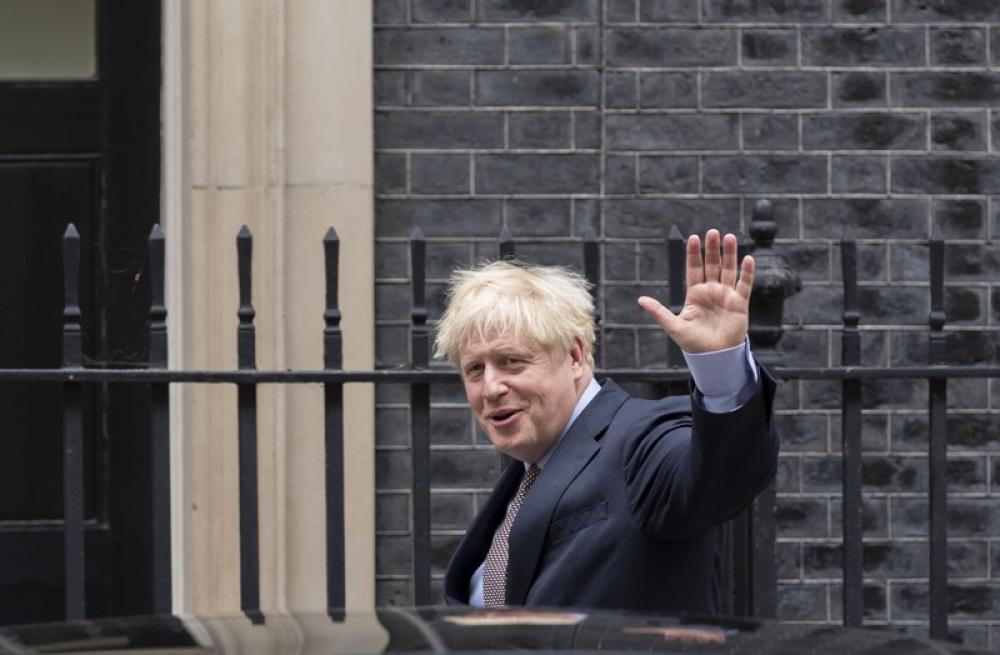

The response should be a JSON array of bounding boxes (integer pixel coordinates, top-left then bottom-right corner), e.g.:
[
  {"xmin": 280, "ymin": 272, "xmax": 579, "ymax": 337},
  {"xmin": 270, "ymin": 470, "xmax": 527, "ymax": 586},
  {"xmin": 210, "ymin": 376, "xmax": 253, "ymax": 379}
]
[
  {"xmin": 703, "ymin": 229, "xmax": 721, "ymax": 283},
  {"xmin": 638, "ymin": 295, "xmax": 683, "ymax": 337},
  {"xmin": 720, "ymin": 233, "xmax": 738, "ymax": 288},
  {"xmin": 686, "ymin": 234, "xmax": 703, "ymax": 289},
  {"xmin": 736, "ymin": 254, "xmax": 755, "ymax": 300}
]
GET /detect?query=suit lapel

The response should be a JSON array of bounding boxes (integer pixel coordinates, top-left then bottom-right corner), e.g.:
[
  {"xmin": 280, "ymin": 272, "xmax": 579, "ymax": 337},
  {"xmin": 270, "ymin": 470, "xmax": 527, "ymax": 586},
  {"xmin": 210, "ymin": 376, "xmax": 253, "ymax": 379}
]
[
  {"xmin": 443, "ymin": 460, "xmax": 523, "ymax": 603},
  {"xmin": 505, "ymin": 379, "xmax": 630, "ymax": 605}
]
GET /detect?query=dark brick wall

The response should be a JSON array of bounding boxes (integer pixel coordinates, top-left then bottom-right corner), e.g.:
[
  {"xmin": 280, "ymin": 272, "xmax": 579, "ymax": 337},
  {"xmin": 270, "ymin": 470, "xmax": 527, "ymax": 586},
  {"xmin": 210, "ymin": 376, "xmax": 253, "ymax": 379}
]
[{"xmin": 373, "ymin": 1, "xmax": 1000, "ymax": 648}]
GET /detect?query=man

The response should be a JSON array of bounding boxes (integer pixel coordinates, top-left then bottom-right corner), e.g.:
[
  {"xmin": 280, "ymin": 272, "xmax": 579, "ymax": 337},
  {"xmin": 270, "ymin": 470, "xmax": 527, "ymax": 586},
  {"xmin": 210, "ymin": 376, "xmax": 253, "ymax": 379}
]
[{"xmin": 434, "ymin": 229, "xmax": 777, "ymax": 614}]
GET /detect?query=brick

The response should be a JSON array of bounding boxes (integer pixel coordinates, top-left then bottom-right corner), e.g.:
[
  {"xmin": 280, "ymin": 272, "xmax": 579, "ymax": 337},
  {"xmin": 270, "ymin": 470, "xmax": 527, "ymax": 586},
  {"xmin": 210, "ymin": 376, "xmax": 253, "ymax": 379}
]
[
  {"xmin": 375, "ymin": 111, "xmax": 503, "ymax": 149},
  {"xmin": 506, "ymin": 199, "xmax": 572, "ymax": 236},
  {"xmin": 376, "ymin": 325, "xmax": 408, "ymax": 366},
  {"xmin": 605, "ymin": 242, "xmax": 637, "ymax": 281},
  {"xmin": 508, "ymin": 27, "xmax": 570, "ymax": 65},
  {"xmin": 377, "ymin": 449, "xmax": 412, "ymax": 489},
  {"xmin": 376, "ymin": 199, "xmax": 502, "ymax": 238},
  {"xmin": 374, "ymin": 28, "xmax": 504, "ymax": 65},
  {"xmin": 993, "ymin": 29, "xmax": 1000, "ymax": 67},
  {"xmin": 777, "ymin": 584, "xmax": 827, "ymax": 621},
  {"xmin": 376, "ymin": 407, "xmax": 409, "ymax": 447},
  {"xmin": 412, "ymin": 0, "xmax": 471, "ymax": 22},
  {"xmin": 703, "ymin": 0, "xmax": 827, "ymax": 22},
  {"xmin": 777, "ymin": 542, "xmax": 801, "ymax": 580},
  {"xmin": 606, "ymin": 154, "xmax": 636, "ymax": 194},
  {"xmin": 430, "ymin": 407, "xmax": 474, "ymax": 445},
  {"xmin": 602, "ymin": 328, "xmax": 636, "ymax": 367},
  {"xmin": 376, "ymin": 282, "xmax": 411, "ymax": 321},
  {"xmin": 894, "ymin": 330, "xmax": 998, "ymax": 368},
  {"xmin": 376, "ymin": 579, "xmax": 410, "ymax": 606},
  {"xmin": 376, "ymin": 492, "xmax": 409, "ymax": 531},
  {"xmin": 703, "ymin": 72, "xmax": 827, "ymax": 109},
  {"xmin": 604, "ymin": 198, "xmax": 741, "ymax": 237},
  {"xmin": 742, "ymin": 197, "xmax": 799, "ymax": 238},
  {"xmin": 605, "ymin": 283, "xmax": 670, "ymax": 323},
  {"xmin": 638, "ymin": 242, "xmax": 668, "ymax": 280},
  {"xmin": 832, "ymin": 0, "xmax": 887, "ymax": 22},
  {"xmin": 607, "ymin": 114, "xmax": 739, "ymax": 151},
  {"xmin": 893, "ymin": 499, "xmax": 1000, "ymax": 538},
  {"xmin": 425, "ymin": 241, "xmax": 473, "ymax": 279},
  {"xmin": 703, "ymin": 155, "xmax": 827, "ymax": 193},
  {"xmin": 832, "ymin": 72, "xmax": 887, "ymax": 108},
  {"xmin": 931, "ymin": 112, "xmax": 987, "ymax": 152},
  {"xmin": 891, "ymin": 0, "xmax": 1000, "ymax": 22},
  {"xmin": 829, "ymin": 498, "xmax": 889, "ymax": 539},
  {"xmin": 801, "ymin": 28, "xmax": 924, "ymax": 66},
  {"xmin": 782, "ymin": 244, "xmax": 829, "ymax": 282},
  {"xmin": 636, "ymin": 328, "xmax": 670, "ymax": 367},
  {"xmin": 946, "ymin": 243, "xmax": 1000, "ymax": 279},
  {"xmin": 946, "ymin": 287, "xmax": 986, "ymax": 324},
  {"xmin": 575, "ymin": 27, "xmax": 600, "ymax": 65},
  {"xmin": 638, "ymin": 156, "xmax": 699, "ymax": 194},
  {"xmin": 640, "ymin": 0, "xmax": 698, "ymax": 21},
  {"xmin": 374, "ymin": 0, "xmax": 407, "ymax": 24},
  {"xmin": 803, "ymin": 112, "xmax": 926, "ymax": 151},
  {"xmin": 804, "ymin": 541, "xmax": 988, "ymax": 580},
  {"xmin": 934, "ymin": 199, "xmax": 987, "ymax": 239},
  {"xmin": 431, "ymin": 449, "xmax": 498, "ymax": 488},
  {"xmin": 605, "ymin": 71, "xmax": 637, "ymax": 109},
  {"xmin": 411, "ymin": 154, "xmax": 470, "ymax": 194},
  {"xmin": 430, "ymin": 492, "xmax": 475, "ymax": 529},
  {"xmin": 895, "ymin": 414, "xmax": 1000, "ymax": 451},
  {"xmin": 893, "ymin": 156, "xmax": 1000, "ymax": 194},
  {"xmin": 639, "ymin": 72, "xmax": 697, "ymax": 109},
  {"xmin": 574, "ymin": 112, "xmax": 601, "ymax": 149},
  {"xmin": 606, "ymin": 28, "xmax": 737, "ymax": 67},
  {"xmin": 375, "ymin": 70, "xmax": 407, "ymax": 107},
  {"xmin": 993, "ymin": 288, "xmax": 1000, "ymax": 323},
  {"xmin": 376, "ymin": 242, "xmax": 409, "ymax": 279},
  {"xmin": 377, "ymin": 534, "xmax": 413, "ymax": 575},
  {"xmin": 509, "ymin": 112, "xmax": 572, "ymax": 149},
  {"xmin": 431, "ymin": 534, "xmax": 462, "ymax": 574},
  {"xmin": 476, "ymin": 70, "xmax": 599, "ymax": 107},
  {"xmin": 892, "ymin": 583, "xmax": 1000, "ymax": 621},
  {"xmin": 775, "ymin": 329, "xmax": 829, "ymax": 368},
  {"xmin": 475, "ymin": 154, "xmax": 599, "ymax": 194},
  {"xmin": 777, "ymin": 497, "xmax": 828, "ymax": 537},
  {"xmin": 829, "ymin": 412, "xmax": 890, "ymax": 454},
  {"xmin": 375, "ymin": 153, "xmax": 407, "ymax": 195},
  {"xmin": 776, "ymin": 456, "xmax": 799, "ymax": 493},
  {"xmin": 893, "ymin": 72, "xmax": 1000, "ymax": 107},
  {"xmin": 608, "ymin": 0, "xmax": 636, "ymax": 22},
  {"xmin": 411, "ymin": 70, "xmax": 471, "ymax": 107},
  {"xmin": 476, "ymin": 0, "xmax": 599, "ymax": 22},
  {"xmin": 743, "ymin": 114, "xmax": 799, "ymax": 150},
  {"xmin": 741, "ymin": 29, "xmax": 798, "ymax": 66},
  {"xmin": 831, "ymin": 155, "xmax": 887, "ymax": 193},
  {"xmin": 930, "ymin": 28, "xmax": 987, "ymax": 66}
]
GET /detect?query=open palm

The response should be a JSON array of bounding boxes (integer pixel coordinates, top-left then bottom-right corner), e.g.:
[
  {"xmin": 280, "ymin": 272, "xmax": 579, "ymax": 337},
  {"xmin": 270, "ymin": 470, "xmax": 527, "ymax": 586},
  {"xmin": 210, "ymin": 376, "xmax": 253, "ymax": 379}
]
[{"xmin": 638, "ymin": 230, "xmax": 754, "ymax": 353}]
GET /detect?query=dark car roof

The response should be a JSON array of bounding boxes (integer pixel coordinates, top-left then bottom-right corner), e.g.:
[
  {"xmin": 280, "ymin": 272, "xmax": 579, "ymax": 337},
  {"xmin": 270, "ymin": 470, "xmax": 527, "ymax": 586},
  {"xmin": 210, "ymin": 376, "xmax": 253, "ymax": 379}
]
[{"xmin": 0, "ymin": 607, "xmax": 987, "ymax": 654}]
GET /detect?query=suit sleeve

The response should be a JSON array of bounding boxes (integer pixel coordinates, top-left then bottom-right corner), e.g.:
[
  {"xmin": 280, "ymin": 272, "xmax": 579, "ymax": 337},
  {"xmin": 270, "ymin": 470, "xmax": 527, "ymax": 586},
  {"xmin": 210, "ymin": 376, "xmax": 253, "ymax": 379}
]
[{"xmin": 622, "ymin": 362, "xmax": 778, "ymax": 541}]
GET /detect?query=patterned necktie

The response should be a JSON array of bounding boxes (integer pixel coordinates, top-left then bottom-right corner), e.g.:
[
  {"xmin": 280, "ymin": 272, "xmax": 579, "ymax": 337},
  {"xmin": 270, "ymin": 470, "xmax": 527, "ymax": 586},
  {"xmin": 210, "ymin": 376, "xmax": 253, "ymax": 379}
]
[{"xmin": 482, "ymin": 464, "xmax": 540, "ymax": 607}]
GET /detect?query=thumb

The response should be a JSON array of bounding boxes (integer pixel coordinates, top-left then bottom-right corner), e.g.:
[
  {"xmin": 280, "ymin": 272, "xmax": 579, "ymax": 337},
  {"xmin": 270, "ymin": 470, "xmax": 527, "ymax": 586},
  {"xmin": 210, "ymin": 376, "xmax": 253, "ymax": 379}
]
[{"xmin": 637, "ymin": 296, "xmax": 683, "ymax": 337}]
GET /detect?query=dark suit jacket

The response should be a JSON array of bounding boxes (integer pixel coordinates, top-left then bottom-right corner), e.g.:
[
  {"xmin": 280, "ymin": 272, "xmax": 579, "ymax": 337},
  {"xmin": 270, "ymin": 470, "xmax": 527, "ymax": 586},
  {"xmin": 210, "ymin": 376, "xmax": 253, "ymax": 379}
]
[{"xmin": 442, "ymin": 368, "xmax": 778, "ymax": 615}]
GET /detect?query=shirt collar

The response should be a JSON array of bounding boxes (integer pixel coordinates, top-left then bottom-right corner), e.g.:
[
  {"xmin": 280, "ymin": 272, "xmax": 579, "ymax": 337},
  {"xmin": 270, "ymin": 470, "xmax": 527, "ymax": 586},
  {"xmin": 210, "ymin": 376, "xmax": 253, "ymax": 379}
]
[{"xmin": 530, "ymin": 375, "xmax": 602, "ymax": 471}]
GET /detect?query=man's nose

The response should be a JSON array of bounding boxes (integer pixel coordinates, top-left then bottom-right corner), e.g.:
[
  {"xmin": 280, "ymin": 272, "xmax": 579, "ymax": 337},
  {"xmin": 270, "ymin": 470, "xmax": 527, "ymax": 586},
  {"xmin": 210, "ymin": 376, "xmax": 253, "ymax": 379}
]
[{"xmin": 482, "ymin": 365, "xmax": 509, "ymax": 399}]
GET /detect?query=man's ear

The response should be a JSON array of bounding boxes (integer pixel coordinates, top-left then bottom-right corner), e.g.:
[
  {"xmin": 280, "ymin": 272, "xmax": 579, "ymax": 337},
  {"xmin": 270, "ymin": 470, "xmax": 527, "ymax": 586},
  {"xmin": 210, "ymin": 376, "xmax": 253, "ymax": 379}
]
[{"xmin": 569, "ymin": 336, "xmax": 587, "ymax": 377}]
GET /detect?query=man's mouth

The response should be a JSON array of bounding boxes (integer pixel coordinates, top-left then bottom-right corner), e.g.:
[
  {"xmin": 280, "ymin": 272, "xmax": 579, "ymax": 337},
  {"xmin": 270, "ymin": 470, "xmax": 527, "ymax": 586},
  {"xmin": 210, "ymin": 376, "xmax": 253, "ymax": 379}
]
[{"xmin": 487, "ymin": 408, "xmax": 522, "ymax": 426}]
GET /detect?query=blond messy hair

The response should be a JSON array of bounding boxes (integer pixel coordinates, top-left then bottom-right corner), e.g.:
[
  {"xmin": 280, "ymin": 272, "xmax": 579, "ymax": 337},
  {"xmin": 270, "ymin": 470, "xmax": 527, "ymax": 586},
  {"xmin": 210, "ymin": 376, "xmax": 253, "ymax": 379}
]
[{"xmin": 434, "ymin": 260, "xmax": 596, "ymax": 368}]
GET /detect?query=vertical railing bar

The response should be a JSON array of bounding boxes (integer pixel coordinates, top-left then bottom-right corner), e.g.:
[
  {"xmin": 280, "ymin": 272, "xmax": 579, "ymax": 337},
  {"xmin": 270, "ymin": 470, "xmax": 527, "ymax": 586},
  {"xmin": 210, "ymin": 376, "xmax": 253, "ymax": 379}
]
[
  {"xmin": 62, "ymin": 223, "xmax": 85, "ymax": 620},
  {"xmin": 148, "ymin": 223, "xmax": 172, "ymax": 615},
  {"xmin": 666, "ymin": 225, "xmax": 685, "ymax": 369},
  {"xmin": 496, "ymin": 229, "xmax": 516, "ymax": 472},
  {"xmin": 498, "ymin": 225, "xmax": 515, "ymax": 262},
  {"xmin": 582, "ymin": 224, "xmax": 602, "ymax": 368},
  {"xmin": 236, "ymin": 226, "xmax": 263, "ymax": 624},
  {"xmin": 324, "ymin": 227, "xmax": 346, "ymax": 620},
  {"xmin": 928, "ymin": 226, "xmax": 948, "ymax": 640},
  {"xmin": 840, "ymin": 227, "xmax": 864, "ymax": 627},
  {"xmin": 730, "ymin": 231, "xmax": 753, "ymax": 618},
  {"xmin": 410, "ymin": 227, "xmax": 432, "ymax": 605}
]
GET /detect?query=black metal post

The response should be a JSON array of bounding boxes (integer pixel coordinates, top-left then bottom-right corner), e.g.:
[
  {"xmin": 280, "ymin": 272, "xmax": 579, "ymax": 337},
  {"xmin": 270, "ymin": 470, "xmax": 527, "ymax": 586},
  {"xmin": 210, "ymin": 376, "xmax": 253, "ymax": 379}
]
[
  {"xmin": 582, "ymin": 224, "xmax": 602, "ymax": 368},
  {"xmin": 324, "ymin": 227, "xmax": 346, "ymax": 620},
  {"xmin": 840, "ymin": 227, "xmax": 863, "ymax": 627},
  {"xmin": 410, "ymin": 227, "xmax": 432, "ymax": 605},
  {"xmin": 928, "ymin": 227, "xmax": 948, "ymax": 640},
  {"xmin": 666, "ymin": 225, "xmax": 685, "ymax": 370},
  {"xmin": 148, "ymin": 224, "xmax": 172, "ymax": 615},
  {"xmin": 236, "ymin": 226, "xmax": 263, "ymax": 624},
  {"xmin": 62, "ymin": 223, "xmax": 85, "ymax": 620},
  {"xmin": 745, "ymin": 199, "xmax": 800, "ymax": 619}
]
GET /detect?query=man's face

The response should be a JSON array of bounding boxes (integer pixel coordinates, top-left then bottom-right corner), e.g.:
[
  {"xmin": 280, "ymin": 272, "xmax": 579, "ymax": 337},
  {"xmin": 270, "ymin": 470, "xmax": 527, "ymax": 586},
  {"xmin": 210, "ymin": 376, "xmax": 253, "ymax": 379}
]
[{"xmin": 459, "ymin": 335, "xmax": 587, "ymax": 464}]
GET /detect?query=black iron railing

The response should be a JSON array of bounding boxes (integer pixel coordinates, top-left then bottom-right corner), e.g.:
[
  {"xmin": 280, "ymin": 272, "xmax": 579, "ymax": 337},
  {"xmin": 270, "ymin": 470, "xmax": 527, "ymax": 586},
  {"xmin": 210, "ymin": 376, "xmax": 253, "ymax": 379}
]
[{"xmin": 5, "ymin": 201, "xmax": 998, "ymax": 643}]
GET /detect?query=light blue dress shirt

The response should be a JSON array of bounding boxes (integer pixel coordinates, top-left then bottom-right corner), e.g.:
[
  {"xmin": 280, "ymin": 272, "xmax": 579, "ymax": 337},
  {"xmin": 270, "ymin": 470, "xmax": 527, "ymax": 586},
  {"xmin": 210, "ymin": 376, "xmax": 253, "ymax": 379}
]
[{"xmin": 468, "ymin": 340, "xmax": 759, "ymax": 606}]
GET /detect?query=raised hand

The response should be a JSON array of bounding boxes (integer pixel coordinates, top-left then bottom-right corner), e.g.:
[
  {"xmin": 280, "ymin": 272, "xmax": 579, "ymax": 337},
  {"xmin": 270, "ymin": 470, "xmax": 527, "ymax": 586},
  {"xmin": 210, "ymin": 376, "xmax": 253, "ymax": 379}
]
[{"xmin": 637, "ymin": 229, "xmax": 754, "ymax": 354}]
